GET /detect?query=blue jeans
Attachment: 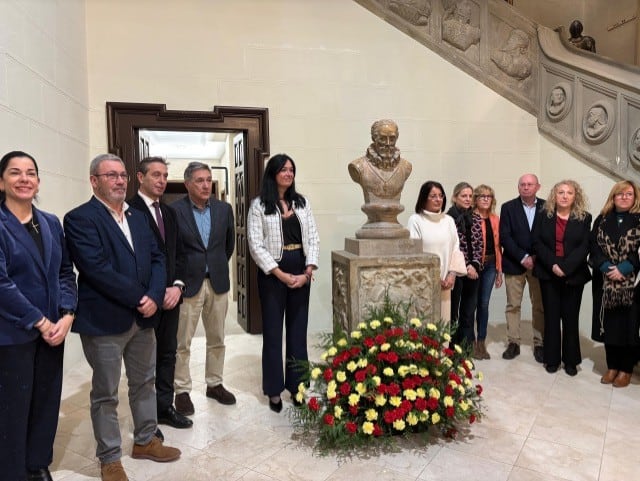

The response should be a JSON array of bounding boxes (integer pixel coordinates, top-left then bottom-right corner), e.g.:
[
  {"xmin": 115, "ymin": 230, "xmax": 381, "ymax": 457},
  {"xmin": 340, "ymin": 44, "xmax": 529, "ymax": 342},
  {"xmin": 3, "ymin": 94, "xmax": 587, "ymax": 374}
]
[{"xmin": 475, "ymin": 261, "xmax": 497, "ymax": 341}]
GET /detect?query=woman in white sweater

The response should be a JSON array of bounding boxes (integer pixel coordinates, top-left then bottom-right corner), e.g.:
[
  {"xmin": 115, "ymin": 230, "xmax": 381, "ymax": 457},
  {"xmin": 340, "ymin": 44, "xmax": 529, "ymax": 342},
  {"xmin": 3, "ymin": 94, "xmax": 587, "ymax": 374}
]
[{"xmin": 407, "ymin": 181, "xmax": 466, "ymax": 322}]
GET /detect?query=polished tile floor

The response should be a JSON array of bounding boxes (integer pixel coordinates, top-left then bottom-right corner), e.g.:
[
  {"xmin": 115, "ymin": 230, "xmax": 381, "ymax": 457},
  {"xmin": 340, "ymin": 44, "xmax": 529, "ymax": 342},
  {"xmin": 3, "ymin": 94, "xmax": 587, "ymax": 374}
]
[{"xmin": 51, "ymin": 318, "xmax": 640, "ymax": 481}]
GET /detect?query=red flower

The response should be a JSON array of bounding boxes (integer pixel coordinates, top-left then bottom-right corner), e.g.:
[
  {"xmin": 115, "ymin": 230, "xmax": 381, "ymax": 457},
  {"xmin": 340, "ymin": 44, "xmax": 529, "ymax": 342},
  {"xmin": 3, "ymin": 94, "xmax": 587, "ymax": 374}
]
[
  {"xmin": 345, "ymin": 422, "xmax": 357, "ymax": 434},
  {"xmin": 349, "ymin": 346, "xmax": 361, "ymax": 356},
  {"xmin": 373, "ymin": 424, "xmax": 383, "ymax": 436},
  {"xmin": 469, "ymin": 414, "xmax": 476, "ymax": 424},
  {"xmin": 444, "ymin": 385, "xmax": 454, "ymax": 396},
  {"xmin": 323, "ymin": 368, "xmax": 333, "ymax": 381},
  {"xmin": 355, "ymin": 370, "xmax": 367, "ymax": 382},
  {"xmin": 415, "ymin": 398, "xmax": 427, "ymax": 411},
  {"xmin": 349, "ymin": 405, "xmax": 358, "ymax": 416},
  {"xmin": 377, "ymin": 384, "xmax": 388, "ymax": 394},
  {"xmin": 408, "ymin": 329, "xmax": 419, "ymax": 340},
  {"xmin": 367, "ymin": 364, "xmax": 377, "ymax": 375},
  {"xmin": 386, "ymin": 351, "xmax": 399, "ymax": 364},
  {"xmin": 445, "ymin": 406, "xmax": 455, "ymax": 418},
  {"xmin": 387, "ymin": 383, "xmax": 401, "ymax": 396},
  {"xmin": 364, "ymin": 337, "xmax": 375, "ymax": 348},
  {"xmin": 340, "ymin": 383, "xmax": 351, "ymax": 396},
  {"xmin": 426, "ymin": 397, "xmax": 439, "ymax": 411},
  {"xmin": 374, "ymin": 334, "xmax": 387, "ymax": 345},
  {"xmin": 323, "ymin": 413, "xmax": 335, "ymax": 426},
  {"xmin": 476, "ymin": 385, "xmax": 483, "ymax": 396},
  {"xmin": 308, "ymin": 397, "xmax": 320, "ymax": 412}
]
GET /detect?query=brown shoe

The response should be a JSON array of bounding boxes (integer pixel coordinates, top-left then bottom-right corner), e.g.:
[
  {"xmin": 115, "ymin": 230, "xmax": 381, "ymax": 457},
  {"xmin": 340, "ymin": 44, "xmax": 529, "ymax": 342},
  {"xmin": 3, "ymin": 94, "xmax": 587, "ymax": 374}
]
[
  {"xmin": 613, "ymin": 371, "xmax": 632, "ymax": 388},
  {"xmin": 206, "ymin": 384, "xmax": 236, "ymax": 405},
  {"xmin": 478, "ymin": 340, "xmax": 491, "ymax": 360},
  {"xmin": 472, "ymin": 341, "xmax": 482, "ymax": 360},
  {"xmin": 600, "ymin": 369, "xmax": 618, "ymax": 384},
  {"xmin": 131, "ymin": 436, "xmax": 181, "ymax": 462},
  {"xmin": 101, "ymin": 460, "xmax": 128, "ymax": 481},
  {"xmin": 174, "ymin": 392, "xmax": 194, "ymax": 416}
]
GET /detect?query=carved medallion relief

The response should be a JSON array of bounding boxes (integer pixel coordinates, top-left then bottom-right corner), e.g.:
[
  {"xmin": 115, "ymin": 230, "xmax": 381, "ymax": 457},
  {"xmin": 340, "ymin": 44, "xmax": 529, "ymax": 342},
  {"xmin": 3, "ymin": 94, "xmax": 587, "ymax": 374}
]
[
  {"xmin": 546, "ymin": 82, "xmax": 572, "ymax": 122},
  {"xmin": 582, "ymin": 100, "xmax": 615, "ymax": 144}
]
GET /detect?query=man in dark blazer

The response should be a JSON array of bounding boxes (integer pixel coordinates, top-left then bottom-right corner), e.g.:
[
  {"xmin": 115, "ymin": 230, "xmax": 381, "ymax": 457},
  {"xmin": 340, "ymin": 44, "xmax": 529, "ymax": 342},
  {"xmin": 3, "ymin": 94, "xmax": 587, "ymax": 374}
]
[
  {"xmin": 172, "ymin": 161, "xmax": 236, "ymax": 416},
  {"xmin": 64, "ymin": 153, "xmax": 180, "ymax": 481},
  {"xmin": 128, "ymin": 157, "xmax": 192, "ymax": 432},
  {"xmin": 499, "ymin": 173, "xmax": 545, "ymax": 362}
]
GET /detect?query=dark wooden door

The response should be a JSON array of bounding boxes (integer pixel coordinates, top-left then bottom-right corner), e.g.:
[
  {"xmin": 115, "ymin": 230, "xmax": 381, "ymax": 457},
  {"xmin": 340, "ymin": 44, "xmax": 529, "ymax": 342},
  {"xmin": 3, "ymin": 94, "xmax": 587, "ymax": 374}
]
[{"xmin": 106, "ymin": 102, "xmax": 269, "ymax": 333}]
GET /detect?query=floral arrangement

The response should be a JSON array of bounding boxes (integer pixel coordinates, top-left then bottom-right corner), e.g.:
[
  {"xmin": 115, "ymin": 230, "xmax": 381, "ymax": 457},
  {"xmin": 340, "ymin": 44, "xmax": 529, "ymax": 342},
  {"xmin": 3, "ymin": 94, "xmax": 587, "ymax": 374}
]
[{"xmin": 290, "ymin": 298, "xmax": 484, "ymax": 452}]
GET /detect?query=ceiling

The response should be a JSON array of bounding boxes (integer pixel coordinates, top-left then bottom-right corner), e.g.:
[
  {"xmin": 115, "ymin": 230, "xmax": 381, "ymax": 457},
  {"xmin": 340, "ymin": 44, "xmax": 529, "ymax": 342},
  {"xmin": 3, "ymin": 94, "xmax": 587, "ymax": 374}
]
[{"xmin": 141, "ymin": 129, "xmax": 229, "ymax": 161}]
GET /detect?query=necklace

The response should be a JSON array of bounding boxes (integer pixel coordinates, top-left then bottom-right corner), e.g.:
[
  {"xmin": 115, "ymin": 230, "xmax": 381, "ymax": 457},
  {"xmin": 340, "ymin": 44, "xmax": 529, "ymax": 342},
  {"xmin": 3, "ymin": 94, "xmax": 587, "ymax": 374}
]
[{"xmin": 27, "ymin": 216, "xmax": 39, "ymax": 234}]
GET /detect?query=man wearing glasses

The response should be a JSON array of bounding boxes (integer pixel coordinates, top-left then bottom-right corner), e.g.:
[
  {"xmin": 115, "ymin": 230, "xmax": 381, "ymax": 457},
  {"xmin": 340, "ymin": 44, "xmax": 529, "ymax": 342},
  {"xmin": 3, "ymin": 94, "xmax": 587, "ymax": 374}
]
[
  {"xmin": 64, "ymin": 154, "xmax": 180, "ymax": 481},
  {"xmin": 499, "ymin": 173, "xmax": 545, "ymax": 362}
]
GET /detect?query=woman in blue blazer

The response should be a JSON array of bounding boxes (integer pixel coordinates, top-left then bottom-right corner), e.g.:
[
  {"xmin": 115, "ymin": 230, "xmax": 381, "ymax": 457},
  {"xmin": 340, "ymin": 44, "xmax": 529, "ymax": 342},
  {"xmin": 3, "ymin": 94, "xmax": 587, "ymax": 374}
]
[
  {"xmin": 532, "ymin": 180, "xmax": 591, "ymax": 376},
  {"xmin": 0, "ymin": 151, "xmax": 77, "ymax": 481}
]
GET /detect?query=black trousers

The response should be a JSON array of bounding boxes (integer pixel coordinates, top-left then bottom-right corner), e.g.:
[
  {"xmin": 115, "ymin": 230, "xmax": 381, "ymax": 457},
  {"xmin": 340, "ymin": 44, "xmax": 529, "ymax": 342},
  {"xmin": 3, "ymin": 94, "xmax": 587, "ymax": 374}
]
[
  {"xmin": 155, "ymin": 305, "xmax": 179, "ymax": 412},
  {"xmin": 605, "ymin": 344, "xmax": 639, "ymax": 373},
  {"xmin": 540, "ymin": 278, "xmax": 584, "ymax": 368},
  {"xmin": 0, "ymin": 338, "xmax": 64, "ymax": 481},
  {"xmin": 258, "ymin": 249, "xmax": 310, "ymax": 397},
  {"xmin": 451, "ymin": 276, "xmax": 480, "ymax": 347}
]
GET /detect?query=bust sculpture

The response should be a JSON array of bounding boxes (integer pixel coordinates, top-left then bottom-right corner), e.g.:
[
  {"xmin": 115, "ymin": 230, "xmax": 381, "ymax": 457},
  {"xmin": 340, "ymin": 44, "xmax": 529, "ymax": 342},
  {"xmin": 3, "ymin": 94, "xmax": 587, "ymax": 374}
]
[
  {"xmin": 349, "ymin": 119, "xmax": 412, "ymax": 239},
  {"xmin": 569, "ymin": 20, "xmax": 596, "ymax": 53},
  {"xmin": 490, "ymin": 28, "xmax": 532, "ymax": 80}
]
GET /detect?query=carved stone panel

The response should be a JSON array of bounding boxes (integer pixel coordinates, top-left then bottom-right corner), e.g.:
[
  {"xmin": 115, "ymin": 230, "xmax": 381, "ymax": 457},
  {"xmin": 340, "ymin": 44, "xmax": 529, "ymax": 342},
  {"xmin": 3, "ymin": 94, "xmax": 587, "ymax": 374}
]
[{"xmin": 441, "ymin": 0, "xmax": 481, "ymax": 63}]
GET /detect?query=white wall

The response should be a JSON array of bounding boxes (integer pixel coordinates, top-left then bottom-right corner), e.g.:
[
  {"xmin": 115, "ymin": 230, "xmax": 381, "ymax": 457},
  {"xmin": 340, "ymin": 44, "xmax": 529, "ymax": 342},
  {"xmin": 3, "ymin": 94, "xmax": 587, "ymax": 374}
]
[
  {"xmin": 83, "ymin": 0, "xmax": 614, "ymax": 339},
  {"xmin": 0, "ymin": 0, "xmax": 91, "ymax": 366}
]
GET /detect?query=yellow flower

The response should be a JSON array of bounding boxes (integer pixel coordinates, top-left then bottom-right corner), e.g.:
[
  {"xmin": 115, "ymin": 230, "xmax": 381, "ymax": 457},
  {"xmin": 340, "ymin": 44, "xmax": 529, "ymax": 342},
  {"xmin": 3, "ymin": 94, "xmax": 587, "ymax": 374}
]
[
  {"xmin": 368, "ymin": 346, "xmax": 378, "ymax": 354},
  {"xmin": 403, "ymin": 389, "xmax": 417, "ymax": 401},
  {"xmin": 448, "ymin": 379, "xmax": 458, "ymax": 388},
  {"xmin": 337, "ymin": 338, "xmax": 347, "ymax": 347},
  {"xmin": 311, "ymin": 367, "xmax": 322, "ymax": 379},
  {"xmin": 381, "ymin": 343, "xmax": 391, "ymax": 352},
  {"xmin": 409, "ymin": 364, "xmax": 418, "ymax": 374},
  {"xmin": 398, "ymin": 365, "xmax": 410, "ymax": 377},
  {"xmin": 458, "ymin": 385, "xmax": 465, "ymax": 395},
  {"xmin": 419, "ymin": 412, "xmax": 429, "ymax": 422},
  {"xmin": 443, "ymin": 396, "xmax": 454, "ymax": 407},
  {"xmin": 416, "ymin": 388, "xmax": 426, "ymax": 398},
  {"xmin": 362, "ymin": 421, "xmax": 375, "ymax": 435},
  {"xmin": 334, "ymin": 405, "xmax": 343, "ymax": 419},
  {"xmin": 372, "ymin": 375, "xmax": 381, "ymax": 386},
  {"xmin": 477, "ymin": 371, "xmax": 484, "ymax": 381},
  {"xmin": 434, "ymin": 369, "xmax": 442, "ymax": 377},
  {"xmin": 389, "ymin": 396, "xmax": 402, "ymax": 407},
  {"xmin": 375, "ymin": 394, "xmax": 387, "ymax": 406},
  {"xmin": 336, "ymin": 371, "xmax": 347, "ymax": 382},
  {"xmin": 346, "ymin": 361, "xmax": 357, "ymax": 372},
  {"xmin": 295, "ymin": 391, "xmax": 304, "ymax": 403},
  {"xmin": 459, "ymin": 400, "xmax": 469, "ymax": 411},
  {"xmin": 327, "ymin": 347, "xmax": 337, "ymax": 356},
  {"xmin": 355, "ymin": 382, "xmax": 367, "ymax": 395},
  {"xmin": 431, "ymin": 412, "xmax": 441, "ymax": 424},
  {"xmin": 429, "ymin": 387, "xmax": 440, "ymax": 399},
  {"xmin": 327, "ymin": 380, "xmax": 337, "ymax": 399},
  {"xmin": 357, "ymin": 358, "xmax": 368, "ymax": 368},
  {"xmin": 320, "ymin": 352, "xmax": 328, "ymax": 361},
  {"xmin": 419, "ymin": 368, "xmax": 429, "ymax": 377},
  {"xmin": 351, "ymin": 330, "xmax": 362, "ymax": 339},
  {"xmin": 297, "ymin": 382, "xmax": 306, "ymax": 393},
  {"xmin": 428, "ymin": 348, "xmax": 438, "ymax": 357},
  {"xmin": 383, "ymin": 367, "xmax": 394, "ymax": 377},
  {"xmin": 365, "ymin": 409, "xmax": 378, "ymax": 421},
  {"xmin": 395, "ymin": 339, "xmax": 405, "ymax": 348},
  {"xmin": 457, "ymin": 366, "xmax": 466, "ymax": 375},
  {"xmin": 465, "ymin": 360, "xmax": 474, "ymax": 370},
  {"xmin": 454, "ymin": 344, "xmax": 463, "ymax": 354},
  {"xmin": 426, "ymin": 323, "xmax": 437, "ymax": 331},
  {"xmin": 357, "ymin": 322, "xmax": 367, "ymax": 330},
  {"xmin": 441, "ymin": 358, "xmax": 453, "ymax": 368},
  {"xmin": 409, "ymin": 318, "xmax": 422, "ymax": 327},
  {"xmin": 348, "ymin": 393, "xmax": 360, "ymax": 406},
  {"xmin": 369, "ymin": 320, "xmax": 381, "ymax": 329},
  {"xmin": 393, "ymin": 419, "xmax": 406, "ymax": 431},
  {"xmin": 383, "ymin": 316, "xmax": 393, "ymax": 324},
  {"xmin": 443, "ymin": 332, "xmax": 451, "ymax": 341},
  {"xmin": 406, "ymin": 412, "xmax": 419, "ymax": 426},
  {"xmin": 464, "ymin": 378, "xmax": 472, "ymax": 387}
]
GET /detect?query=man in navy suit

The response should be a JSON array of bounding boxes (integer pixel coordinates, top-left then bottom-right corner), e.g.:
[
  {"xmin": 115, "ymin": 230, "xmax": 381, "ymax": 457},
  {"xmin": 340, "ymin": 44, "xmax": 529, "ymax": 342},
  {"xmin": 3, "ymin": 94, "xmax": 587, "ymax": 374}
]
[
  {"xmin": 499, "ymin": 173, "xmax": 545, "ymax": 362},
  {"xmin": 128, "ymin": 157, "xmax": 192, "ymax": 432},
  {"xmin": 64, "ymin": 154, "xmax": 180, "ymax": 481},
  {"xmin": 172, "ymin": 162, "xmax": 236, "ymax": 416}
]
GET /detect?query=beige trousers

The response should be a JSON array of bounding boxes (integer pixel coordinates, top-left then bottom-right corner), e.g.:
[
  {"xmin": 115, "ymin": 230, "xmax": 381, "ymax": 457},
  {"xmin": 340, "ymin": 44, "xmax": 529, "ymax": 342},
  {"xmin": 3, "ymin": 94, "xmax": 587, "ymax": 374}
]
[
  {"xmin": 174, "ymin": 279, "xmax": 229, "ymax": 393},
  {"xmin": 504, "ymin": 270, "xmax": 544, "ymax": 346}
]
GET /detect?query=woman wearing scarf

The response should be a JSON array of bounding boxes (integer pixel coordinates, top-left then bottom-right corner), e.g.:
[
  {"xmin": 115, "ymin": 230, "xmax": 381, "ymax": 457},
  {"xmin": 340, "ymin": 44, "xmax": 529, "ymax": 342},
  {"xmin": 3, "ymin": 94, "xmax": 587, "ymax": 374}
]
[{"xmin": 590, "ymin": 180, "xmax": 640, "ymax": 387}]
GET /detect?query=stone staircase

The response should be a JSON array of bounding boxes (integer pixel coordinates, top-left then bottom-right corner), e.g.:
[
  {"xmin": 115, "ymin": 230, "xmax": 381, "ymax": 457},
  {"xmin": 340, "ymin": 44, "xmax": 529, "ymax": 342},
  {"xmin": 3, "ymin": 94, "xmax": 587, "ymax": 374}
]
[{"xmin": 354, "ymin": 0, "xmax": 640, "ymax": 183}]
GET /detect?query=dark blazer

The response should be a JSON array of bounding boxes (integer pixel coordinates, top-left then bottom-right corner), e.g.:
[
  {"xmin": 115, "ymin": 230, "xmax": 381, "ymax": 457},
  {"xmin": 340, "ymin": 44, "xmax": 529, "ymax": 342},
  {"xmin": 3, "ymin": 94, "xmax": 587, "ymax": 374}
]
[
  {"xmin": 0, "ymin": 203, "xmax": 77, "ymax": 345},
  {"xmin": 171, "ymin": 196, "xmax": 235, "ymax": 297},
  {"xmin": 499, "ymin": 196, "xmax": 545, "ymax": 275},
  {"xmin": 64, "ymin": 196, "xmax": 166, "ymax": 336},
  {"xmin": 128, "ymin": 193, "xmax": 179, "ymax": 287},
  {"xmin": 532, "ymin": 211, "xmax": 592, "ymax": 285}
]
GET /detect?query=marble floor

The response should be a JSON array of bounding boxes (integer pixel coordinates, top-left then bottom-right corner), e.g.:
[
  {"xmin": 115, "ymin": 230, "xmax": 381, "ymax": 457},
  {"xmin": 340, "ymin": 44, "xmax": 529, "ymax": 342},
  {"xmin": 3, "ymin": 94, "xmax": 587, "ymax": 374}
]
[{"xmin": 51, "ymin": 318, "xmax": 640, "ymax": 481}]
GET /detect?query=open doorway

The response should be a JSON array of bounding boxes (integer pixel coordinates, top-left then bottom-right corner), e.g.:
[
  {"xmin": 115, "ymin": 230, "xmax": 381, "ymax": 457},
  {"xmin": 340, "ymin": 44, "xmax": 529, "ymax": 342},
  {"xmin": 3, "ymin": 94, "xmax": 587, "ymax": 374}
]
[{"xmin": 106, "ymin": 102, "xmax": 270, "ymax": 334}]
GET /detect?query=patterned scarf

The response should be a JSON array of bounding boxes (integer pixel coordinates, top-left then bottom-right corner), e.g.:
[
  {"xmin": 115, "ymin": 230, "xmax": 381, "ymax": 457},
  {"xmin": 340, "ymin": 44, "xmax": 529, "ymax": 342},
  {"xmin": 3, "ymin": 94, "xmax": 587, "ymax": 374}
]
[{"xmin": 596, "ymin": 215, "xmax": 640, "ymax": 309}]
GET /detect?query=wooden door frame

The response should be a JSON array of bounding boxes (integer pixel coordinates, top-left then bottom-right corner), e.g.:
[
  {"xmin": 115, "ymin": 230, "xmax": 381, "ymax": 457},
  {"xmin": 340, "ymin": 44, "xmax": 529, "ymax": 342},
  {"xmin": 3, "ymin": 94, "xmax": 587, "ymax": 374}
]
[{"xmin": 106, "ymin": 102, "xmax": 269, "ymax": 334}]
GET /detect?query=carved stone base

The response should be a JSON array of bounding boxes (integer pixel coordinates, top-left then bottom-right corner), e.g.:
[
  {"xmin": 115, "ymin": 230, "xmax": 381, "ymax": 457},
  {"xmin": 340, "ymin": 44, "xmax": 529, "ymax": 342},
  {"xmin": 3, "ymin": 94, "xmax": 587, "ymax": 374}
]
[{"xmin": 332, "ymin": 242, "xmax": 441, "ymax": 334}]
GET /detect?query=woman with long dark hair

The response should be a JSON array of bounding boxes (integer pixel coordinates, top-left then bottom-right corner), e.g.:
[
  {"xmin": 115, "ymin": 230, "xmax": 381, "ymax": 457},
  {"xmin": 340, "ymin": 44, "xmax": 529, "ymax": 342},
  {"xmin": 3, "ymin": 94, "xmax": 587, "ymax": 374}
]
[
  {"xmin": 247, "ymin": 153, "xmax": 319, "ymax": 412},
  {"xmin": 0, "ymin": 151, "xmax": 77, "ymax": 481},
  {"xmin": 590, "ymin": 180, "xmax": 640, "ymax": 387}
]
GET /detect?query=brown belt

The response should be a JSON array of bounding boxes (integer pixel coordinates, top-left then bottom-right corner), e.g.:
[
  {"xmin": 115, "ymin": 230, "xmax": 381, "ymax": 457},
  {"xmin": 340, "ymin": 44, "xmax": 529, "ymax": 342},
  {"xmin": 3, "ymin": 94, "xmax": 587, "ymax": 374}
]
[
  {"xmin": 484, "ymin": 254, "xmax": 496, "ymax": 263},
  {"xmin": 283, "ymin": 243, "xmax": 302, "ymax": 251}
]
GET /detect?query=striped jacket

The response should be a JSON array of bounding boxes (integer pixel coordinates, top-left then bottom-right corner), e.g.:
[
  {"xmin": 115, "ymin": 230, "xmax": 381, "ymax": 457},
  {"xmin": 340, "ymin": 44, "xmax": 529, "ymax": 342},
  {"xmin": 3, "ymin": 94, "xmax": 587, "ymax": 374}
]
[{"xmin": 247, "ymin": 196, "xmax": 320, "ymax": 274}]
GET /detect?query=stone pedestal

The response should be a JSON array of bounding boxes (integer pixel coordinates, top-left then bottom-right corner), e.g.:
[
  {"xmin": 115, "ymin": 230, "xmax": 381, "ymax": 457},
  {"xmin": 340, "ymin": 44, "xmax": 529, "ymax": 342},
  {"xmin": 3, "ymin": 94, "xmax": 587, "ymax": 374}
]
[{"xmin": 332, "ymin": 237, "xmax": 441, "ymax": 333}]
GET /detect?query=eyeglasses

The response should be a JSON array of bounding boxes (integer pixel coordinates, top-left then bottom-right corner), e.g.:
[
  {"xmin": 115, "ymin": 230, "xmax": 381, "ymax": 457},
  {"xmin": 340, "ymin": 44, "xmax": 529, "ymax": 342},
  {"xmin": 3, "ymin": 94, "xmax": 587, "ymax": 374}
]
[
  {"xmin": 615, "ymin": 192, "xmax": 634, "ymax": 199},
  {"xmin": 477, "ymin": 194, "xmax": 493, "ymax": 200},
  {"xmin": 94, "ymin": 172, "xmax": 129, "ymax": 182}
]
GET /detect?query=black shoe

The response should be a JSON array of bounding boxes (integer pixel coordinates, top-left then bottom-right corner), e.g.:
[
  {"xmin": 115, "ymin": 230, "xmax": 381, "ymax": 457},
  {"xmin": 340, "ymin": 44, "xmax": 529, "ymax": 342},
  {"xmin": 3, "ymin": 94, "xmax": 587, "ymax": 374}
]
[
  {"xmin": 27, "ymin": 469, "xmax": 53, "ymax": 481},
  {"xmin": 158, "ymin": 405, "xmax": 194, "ymax": 429},
  {"xmin": 269, "ymin": 397, "xmax": 283, "ymax": 413},
  {"xmin": 502, "ymin": 343, "xmax": 520, "ymax": 360},
  {"xmin": 155, "ymin": 427, "xmax": 164, "ymax": 441},
  {"xmin": 174, "ymin": 392, "xmax": 195, "ymax": 416},
  {"xmin": 565, "ymin": 365, "xmax": 578, "ymax": 376},
  {"xmin": 206, "ymin": 384, "xmax": 237, "ymax": 405},
  {"xmin": 534, "ymin": 346, "xmax": 544, "ymax": 363},
  {"xmin": 545, "ymin": 364, "xmax": 559, "ymax": 373}
]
